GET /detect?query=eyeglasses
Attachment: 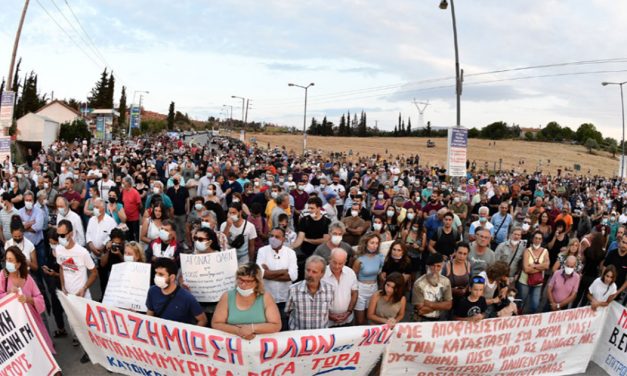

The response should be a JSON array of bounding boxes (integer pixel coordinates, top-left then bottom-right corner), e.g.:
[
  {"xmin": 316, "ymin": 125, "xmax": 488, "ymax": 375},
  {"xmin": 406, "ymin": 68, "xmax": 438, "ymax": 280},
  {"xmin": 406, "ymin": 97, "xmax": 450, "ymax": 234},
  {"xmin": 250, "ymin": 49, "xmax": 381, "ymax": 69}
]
[
  {"xmin": 57, "ymin": 232, "xmax": 69, "ymax": 238},
  {"xmin": 193, "ymin": 237, "xmax": 208, "ymax": 242}
]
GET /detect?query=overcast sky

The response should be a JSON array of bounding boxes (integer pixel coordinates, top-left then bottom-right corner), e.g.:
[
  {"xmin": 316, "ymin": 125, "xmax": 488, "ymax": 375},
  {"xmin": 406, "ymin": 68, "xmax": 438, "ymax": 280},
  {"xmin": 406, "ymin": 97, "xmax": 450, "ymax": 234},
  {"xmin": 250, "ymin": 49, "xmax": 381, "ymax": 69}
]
[{"xmin": 1, "ymin": 0, "xmax": 627, "ymax": 138}]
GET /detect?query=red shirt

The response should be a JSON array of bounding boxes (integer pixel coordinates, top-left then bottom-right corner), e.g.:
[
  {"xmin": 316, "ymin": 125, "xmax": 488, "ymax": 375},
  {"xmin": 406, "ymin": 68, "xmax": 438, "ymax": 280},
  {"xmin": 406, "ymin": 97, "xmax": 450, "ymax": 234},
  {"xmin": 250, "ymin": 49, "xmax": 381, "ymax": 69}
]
[
  {"xmin": 122, "ymin": 187, "xmax": 142, "ymax": 221},
  {"xmin": 63, "ymin": 190, "xmax": 82, "ymax": 205}
]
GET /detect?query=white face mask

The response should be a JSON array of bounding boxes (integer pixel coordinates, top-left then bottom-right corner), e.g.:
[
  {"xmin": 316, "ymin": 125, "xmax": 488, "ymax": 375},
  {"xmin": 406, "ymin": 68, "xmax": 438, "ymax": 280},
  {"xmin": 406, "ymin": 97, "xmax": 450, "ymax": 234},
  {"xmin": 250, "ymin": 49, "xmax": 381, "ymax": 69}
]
[
  {"xmin": 331, "ymin": 235, "xmax": 343, "ymax": 246},
  {"xmin": 153, "ymin": 187, "xmax": 160, "ymax": 194},
  {"xmin": 386, "ymin": 210, "xmax": 395, "ymax": 217},
  {"xmin": 93, "ymin": 208, "xmax": 101, "ymax": 217},
  {"xmin": 201, "ymin": 221, "xmax": 211, "ymax": 229},
  {"xmin": 564, "ymin": 266, "xmax": 575, "ymax": 275},
  {"xmin": 407, "ymin": 213, "xmax": 415, "ymax": 221},
  {"xmin": 351, "ymin": 210, "xmax": 359, "ymax": 217},
  {"xmin": 522, "ymin": 223, "xmax": 530, "ymax": 232},
  {"xmin": 24, "ymin": 201, "xmax": 33, "ymax": 210},
  {"xmin": 154, "ymin": 275, "xmax": 168, "ymax": 289},
  {"xmin": 373, "ymin": 223, "xmax": 383, "ymax": 231},
  {"xmin": 510, "ymin": 239, "xmax": 520, "ymax": 246},
  {"xmin": 195, "ymin": 240, "xmax": 208, "ymax": 252},
  {"xmin": 236, "ymin": 286, "xmax": 255, "ymax": 297},
  {"xmin": 159, "ymin": 229, "xmax": 170, "ymax": 242},
  {"xmin": 195, "ymin": 203, "xmax": 204, "ymax": 211},
  {"xmin": 5, "ymin": 262, "xmax": 16, "ymax": 273},
  {"xmin": 59, "ymin": 236, "xmax": 69, "ymax": 247},
  {"xmin": 230, "ymin": 215, "xmax": 239, "ymax": 222},
  {"xmin": 271, "ymin": 192, "xmax": 278, "ymax": 199},
  {"xmin": 124, "ymin": 255, "xmax": 135, "ymax": 262}
]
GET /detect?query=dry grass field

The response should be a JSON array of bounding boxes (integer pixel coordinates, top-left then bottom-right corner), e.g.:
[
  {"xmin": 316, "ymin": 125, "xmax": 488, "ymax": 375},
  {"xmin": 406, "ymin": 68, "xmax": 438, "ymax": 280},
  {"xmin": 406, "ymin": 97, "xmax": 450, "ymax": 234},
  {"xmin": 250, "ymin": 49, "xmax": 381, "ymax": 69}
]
[{"xmin": 248, "ymin": 133, "xmax": 619, "ymax": 177}]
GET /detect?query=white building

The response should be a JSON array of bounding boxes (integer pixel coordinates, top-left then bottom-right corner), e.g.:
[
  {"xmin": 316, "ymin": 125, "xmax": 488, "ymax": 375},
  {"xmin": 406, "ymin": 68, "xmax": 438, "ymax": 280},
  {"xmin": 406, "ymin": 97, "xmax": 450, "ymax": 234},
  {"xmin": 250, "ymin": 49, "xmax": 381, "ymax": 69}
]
[
  {"xmin": 16, "ymin": 113, "xmax": 60, "ymax": 149},
  {"xmin": 35, "ymin": 100, "xmax": 81, "ymax": 125}
]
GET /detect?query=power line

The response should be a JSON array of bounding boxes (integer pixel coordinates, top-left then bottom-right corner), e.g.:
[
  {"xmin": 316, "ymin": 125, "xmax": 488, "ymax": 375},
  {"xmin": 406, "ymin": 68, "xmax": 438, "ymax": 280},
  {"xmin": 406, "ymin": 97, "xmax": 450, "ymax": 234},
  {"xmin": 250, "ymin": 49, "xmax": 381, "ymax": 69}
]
[
  {"xmin": 34, "ymin": 0, "xmax": 103, "ymax": 68},
  {"xmin": 62, "ymin": 0, "xmax": 111, "ymax": 70}
]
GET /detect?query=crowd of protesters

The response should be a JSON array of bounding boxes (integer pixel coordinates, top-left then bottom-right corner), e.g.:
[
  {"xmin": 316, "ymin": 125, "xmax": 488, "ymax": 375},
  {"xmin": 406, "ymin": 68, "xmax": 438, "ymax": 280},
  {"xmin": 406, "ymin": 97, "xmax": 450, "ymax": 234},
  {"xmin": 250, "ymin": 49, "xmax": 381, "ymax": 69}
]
[{"xmin": 0, "ymin": 132, "xmax": 624, "ymax": 366}]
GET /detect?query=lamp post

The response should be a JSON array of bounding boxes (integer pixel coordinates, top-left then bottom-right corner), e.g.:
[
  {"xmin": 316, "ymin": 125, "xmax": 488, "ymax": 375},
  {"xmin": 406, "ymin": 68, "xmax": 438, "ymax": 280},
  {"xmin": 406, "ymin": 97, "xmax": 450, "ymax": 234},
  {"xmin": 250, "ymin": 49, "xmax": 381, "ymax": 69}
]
[
  {"xmin": 231, "ymin": 95, "xmax": 246, "ymax": 122},
  {"xmin": 602, "ymin": 81, "xmax": 627, "ymax": 180},
  {"xmin": 129, "ymin": 90, "xmax": 149, "ymax": 137},
  {"xmin": 288, "ymin": 82, "xmax": 314, "ymax": 154},
  {"xmin": 439, "ymin": 0, "xmax": 462, "ymax": 127}
]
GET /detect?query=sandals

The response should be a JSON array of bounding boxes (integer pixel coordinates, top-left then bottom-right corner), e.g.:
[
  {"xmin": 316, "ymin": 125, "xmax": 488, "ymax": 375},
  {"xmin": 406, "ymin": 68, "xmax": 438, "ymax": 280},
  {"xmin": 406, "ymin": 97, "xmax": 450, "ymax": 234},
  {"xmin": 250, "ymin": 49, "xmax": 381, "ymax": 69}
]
[{"xmin": 53, "ymin": 329, "xmax": 67, "ymax": 338}]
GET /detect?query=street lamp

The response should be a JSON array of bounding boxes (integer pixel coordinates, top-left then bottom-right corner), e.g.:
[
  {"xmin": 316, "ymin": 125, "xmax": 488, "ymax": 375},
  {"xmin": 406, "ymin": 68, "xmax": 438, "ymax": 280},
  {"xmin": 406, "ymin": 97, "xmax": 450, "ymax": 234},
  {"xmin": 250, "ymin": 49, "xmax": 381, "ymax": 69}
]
[
  {"xmin": 439, "ymin": 0, "xmax": 462, "ymax": 127},
  {"xmin": 231, "ymin": 95, "xmax": 246, "ymax": 122},
  {"xmin": 288, "ymin": 82, "xmax": 315, "ymax": 154},
  {"xmin": 602, "ymin": 81, "xmax": 627, "ymax": 180},
  {"xmin": 129, "ymin": 90, "xmax": 149, "ymax": 137}
]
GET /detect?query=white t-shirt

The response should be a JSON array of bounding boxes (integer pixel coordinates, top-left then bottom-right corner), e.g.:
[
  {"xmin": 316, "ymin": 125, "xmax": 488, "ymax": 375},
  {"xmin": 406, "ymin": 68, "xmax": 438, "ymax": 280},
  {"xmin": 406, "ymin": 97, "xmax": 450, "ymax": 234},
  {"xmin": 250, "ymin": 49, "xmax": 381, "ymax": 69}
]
[
  {"xmin": 56, "ymin": 243, "xmax": 95, "ymax": 299},
  {"xmin": 220, "ymin": 220, "xmax": 257, "ymax": 259},
  {"xmin": 256, "ymin": 245, "xmax": 298, "ymax": 303},
  {"xmin": 588, "ymin": 277, "xmax": 617, "ymax": 303},
  {"xmin": 97, "ymin": 179, "xmax": 116, "ymax": 199},
  {"xmin": 322, "ymin": 266, "xmax": 358, "ymax": 326},
  {"xmin": 4, "ymin": 238, "xmax": 35, "ymax": 265}
]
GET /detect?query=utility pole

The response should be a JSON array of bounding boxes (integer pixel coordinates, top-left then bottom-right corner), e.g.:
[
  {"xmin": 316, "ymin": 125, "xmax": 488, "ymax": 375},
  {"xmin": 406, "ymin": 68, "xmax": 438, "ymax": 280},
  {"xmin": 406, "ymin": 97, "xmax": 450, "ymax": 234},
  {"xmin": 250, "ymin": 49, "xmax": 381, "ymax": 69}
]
[
  {"xmin": 244, "ymin": 99, "xmax": 251, "ymax": 124},
  {"xmin": 7, "ymin": 0, "xmax": 30, "ymax": 92}
]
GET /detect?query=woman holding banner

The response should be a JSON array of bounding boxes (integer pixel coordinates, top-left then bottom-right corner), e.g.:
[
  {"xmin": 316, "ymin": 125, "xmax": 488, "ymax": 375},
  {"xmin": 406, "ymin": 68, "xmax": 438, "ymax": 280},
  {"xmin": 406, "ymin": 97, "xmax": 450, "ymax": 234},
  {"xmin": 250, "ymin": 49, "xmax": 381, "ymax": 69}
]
[
  {"xmin": 212, "ymin": 263, "xmax": 281, "ymax": 340},
  {"xmin": 0, "ymin": 246, "xmax": 55, "ymax": 354}
]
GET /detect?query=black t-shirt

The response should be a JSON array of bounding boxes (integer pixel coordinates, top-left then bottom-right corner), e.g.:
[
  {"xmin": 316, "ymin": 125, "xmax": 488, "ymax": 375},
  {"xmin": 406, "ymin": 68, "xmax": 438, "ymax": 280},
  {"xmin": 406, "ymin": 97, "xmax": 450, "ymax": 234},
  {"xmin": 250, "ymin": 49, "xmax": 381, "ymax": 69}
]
[
  {"xmin": 604, "ymin": 250, "xmax": 627, "ymax": 288},
  {"xmin": 382, "ymin": 259, "xmax": 413, "ymax": 276},
  {"xmin": 453, "ymin": 296, "xmax": 487, "ymax": 319},
  {"xmin": 548, "ymin": 235, "xmax": 569, "ymax": 266},
  {"xmin": 297, "ymin": 215, "xmax": 331, "ymax": 256},
  {"xmin": 431, "ymin": 228, "xmax": 458, "ymax": 257},
  {"xmin": 166, "ymin": 186, "xmax": 189, "ymax": 215}
]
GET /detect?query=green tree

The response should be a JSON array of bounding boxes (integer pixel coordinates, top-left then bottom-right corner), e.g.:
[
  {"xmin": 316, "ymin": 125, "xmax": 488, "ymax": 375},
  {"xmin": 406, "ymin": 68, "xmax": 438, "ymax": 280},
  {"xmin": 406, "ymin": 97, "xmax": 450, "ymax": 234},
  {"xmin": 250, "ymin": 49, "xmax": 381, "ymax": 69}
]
[
  {"xmin": 338, "ymin": 114, "xmax": 346, "ymax": 136},
  {"xmin": 540, "ymin": 121, "xmax": 563, "ymax": 141},
  {"xmin": 425, "ymin": 121, "xmax": 432, "ymax": 137},
  {"xmin": 407, "ymin": 117, "xmax": 412, "ymax": 135},
  {"xmin": 576, "ymin": 123, "xmax": 603, "ymax": 144},
  {"xmin": 308, "ymin": 117, "xmax": 319, "ymax": 135},
  {"xmin": 585, "ymin": 137, "xmax": 599, "ymax": 153},
  {"xmin": 524, "ymin": 131, "xmax": 535, "ymax": 141},
  {"xmin": 118, "ymin": 86, "xmax": 127, "ymax": 130},
  {"xmin": 346, "ymin": 111, "xmax": 352, "ymax": 136},
  {"xmin": 15, "ymin": 71, "xmax": 47, "ymax": 119},
  {"xmin": 609, "ymin": 144, "xmax": 618, "ymax": 158},
  {"xmin": 468, "ymin": 127, "xmax": 480, "ymax": 138},
  {"xmin": 480, "ymin": 121, "xmax": 510, "ymax": 139},
  {"xmin": 58, "ymin": 119, "xmax": 92, "ymax": 143},
  {"xmin": 167, "ymin": 101, "xmax": 175, "ymax": 130},
  {"xmin": 105, "ymin": 71, "xmax": 115, "ymax": 108}
]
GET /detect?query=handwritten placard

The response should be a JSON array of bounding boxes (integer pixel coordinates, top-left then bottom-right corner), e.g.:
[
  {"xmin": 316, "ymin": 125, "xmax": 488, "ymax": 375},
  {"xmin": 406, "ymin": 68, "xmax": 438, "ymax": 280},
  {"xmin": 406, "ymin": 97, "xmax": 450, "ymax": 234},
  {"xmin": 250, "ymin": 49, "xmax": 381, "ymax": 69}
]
[
  {"xmin": 102, "ymin": 261, "xmax": 151, "ymax": 312},
  {"xmin": 180, "ymin": 249, "xmax": 237, "ymax": 302}
]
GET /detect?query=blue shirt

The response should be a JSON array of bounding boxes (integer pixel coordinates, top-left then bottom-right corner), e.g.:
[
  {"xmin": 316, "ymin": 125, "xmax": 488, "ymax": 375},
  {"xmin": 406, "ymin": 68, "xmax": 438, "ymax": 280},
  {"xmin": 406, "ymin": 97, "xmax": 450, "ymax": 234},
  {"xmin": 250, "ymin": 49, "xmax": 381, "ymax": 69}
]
[
  {"xmin": 424, "ymin": 214, "xmax": 443, "ymax": 239},
  {"xmin": 19, "ymin": 205, "xmax": 44, "ymax": 245},
  {"xmin": 145, "ymin": 193, "xmax": 173, "ymax": 210},
  {"xmin": 146, "ymin": 285, "xmax": 203, "ymax": 324},
  {"xmin": 491, "ymin": 212, "xmax": 512, "ymax": 244}
]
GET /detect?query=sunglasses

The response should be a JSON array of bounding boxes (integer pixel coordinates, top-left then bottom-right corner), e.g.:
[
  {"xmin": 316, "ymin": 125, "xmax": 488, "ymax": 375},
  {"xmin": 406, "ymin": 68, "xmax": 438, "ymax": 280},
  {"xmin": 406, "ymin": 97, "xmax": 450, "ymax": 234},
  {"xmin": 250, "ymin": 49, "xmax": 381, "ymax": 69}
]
[
  {"xmin": 472, "ymin": 276, "xmax": 485, "ymax": 284},
  {"xmin": 193, "ymin": 237, "xmax": 208, "ymax": 242},
  {"xmin": 57, "ymin": 232, "xmax": 69, "ymax": 238}
]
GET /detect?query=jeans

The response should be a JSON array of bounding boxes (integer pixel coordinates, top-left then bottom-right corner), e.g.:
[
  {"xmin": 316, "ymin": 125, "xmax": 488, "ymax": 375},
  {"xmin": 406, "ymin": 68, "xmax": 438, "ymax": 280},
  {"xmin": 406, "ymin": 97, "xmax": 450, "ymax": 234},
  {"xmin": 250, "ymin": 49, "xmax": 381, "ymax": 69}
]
[{"xmin": 517, "ymin": 281, "xmax": 542, "ymax": 314}]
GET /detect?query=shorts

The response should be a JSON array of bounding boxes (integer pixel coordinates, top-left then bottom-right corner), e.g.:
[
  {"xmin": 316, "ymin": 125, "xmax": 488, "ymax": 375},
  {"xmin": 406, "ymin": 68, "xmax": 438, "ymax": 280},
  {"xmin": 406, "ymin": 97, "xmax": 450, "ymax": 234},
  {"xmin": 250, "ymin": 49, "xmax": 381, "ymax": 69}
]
[{"xmin": 355, "ymin": 282, "xmax": 378, "ymax": 311}]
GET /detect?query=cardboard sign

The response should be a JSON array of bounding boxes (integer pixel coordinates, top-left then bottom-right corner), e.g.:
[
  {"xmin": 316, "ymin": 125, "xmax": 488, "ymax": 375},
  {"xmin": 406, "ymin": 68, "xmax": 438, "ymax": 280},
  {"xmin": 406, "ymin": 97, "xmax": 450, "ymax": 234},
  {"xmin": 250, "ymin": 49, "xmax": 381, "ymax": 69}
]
[
  {"xmin": 102, "ymin": 261, "xmax": 151, "ymax": 312},
  {"xmin": 180, "ymin": 249, "xmax": 238, "ymax": 302}
]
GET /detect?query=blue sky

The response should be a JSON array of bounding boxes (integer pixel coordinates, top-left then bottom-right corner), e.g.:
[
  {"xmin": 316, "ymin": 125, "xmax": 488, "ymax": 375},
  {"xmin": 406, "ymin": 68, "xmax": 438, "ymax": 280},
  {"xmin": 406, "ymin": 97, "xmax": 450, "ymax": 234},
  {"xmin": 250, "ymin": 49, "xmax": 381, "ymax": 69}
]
[{"xmin": 1, "ymin": 0, "xmax": 627, "ymax": 138}]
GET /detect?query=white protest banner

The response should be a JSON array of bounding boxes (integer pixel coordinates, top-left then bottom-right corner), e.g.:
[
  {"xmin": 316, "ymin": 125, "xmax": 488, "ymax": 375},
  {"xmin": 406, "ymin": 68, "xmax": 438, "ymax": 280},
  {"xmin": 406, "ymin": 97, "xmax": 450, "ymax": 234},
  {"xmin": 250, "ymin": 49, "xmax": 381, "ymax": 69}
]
[
  {"xmin": 0, "ymin": 294, "xmax": 61, "ymax": 375},
  {"xmin": 593, "ymin": 301, "xmax": 627, "ymax": 376},
  {"xmin": 102, "ymin": 261, "xmax": 151, "ymax": 312},
  {"xmin": 59, "ymin": 293, "xmax": 386, "ymax": 376},
  {"xmin": 180, "ymin": 249, "xmax": 237, "ymax": 302},
  {"xmin": 382, "ymin": 306, "xmax": 606, "ymax": 376}
]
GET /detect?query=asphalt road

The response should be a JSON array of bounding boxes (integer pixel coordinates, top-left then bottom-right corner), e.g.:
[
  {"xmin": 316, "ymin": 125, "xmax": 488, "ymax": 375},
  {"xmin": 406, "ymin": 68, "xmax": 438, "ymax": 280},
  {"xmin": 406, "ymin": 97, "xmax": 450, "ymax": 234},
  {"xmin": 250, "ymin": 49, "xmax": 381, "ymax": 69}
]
[{"xmin": 52, "ymin": 131, "xmax": 607, "ymax": 375}]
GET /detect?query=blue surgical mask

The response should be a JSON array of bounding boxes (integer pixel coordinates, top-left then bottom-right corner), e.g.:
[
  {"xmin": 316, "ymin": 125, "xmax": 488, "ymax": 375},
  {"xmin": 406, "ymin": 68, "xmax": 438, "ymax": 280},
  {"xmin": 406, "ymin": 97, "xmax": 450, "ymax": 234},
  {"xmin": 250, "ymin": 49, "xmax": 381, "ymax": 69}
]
[{"xmin": 5, "ymin": 262, "xmax": 16, "ymax": 273}]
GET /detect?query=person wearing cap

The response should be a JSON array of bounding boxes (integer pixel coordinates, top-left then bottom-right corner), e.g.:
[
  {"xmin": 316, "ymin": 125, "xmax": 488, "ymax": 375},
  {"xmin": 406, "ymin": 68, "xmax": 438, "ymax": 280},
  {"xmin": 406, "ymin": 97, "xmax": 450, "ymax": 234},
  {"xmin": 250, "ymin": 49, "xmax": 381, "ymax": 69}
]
[
  {"xmin": 453, "ymin": 275, "xmax": 488, "ymax": 321},
  {"xmin": 323, "ymin": 192, "xmax": 338, "ymax": 222},
  {"xmin": 411, "ymin": 253, "xmax": 452, "ymax": 322}
]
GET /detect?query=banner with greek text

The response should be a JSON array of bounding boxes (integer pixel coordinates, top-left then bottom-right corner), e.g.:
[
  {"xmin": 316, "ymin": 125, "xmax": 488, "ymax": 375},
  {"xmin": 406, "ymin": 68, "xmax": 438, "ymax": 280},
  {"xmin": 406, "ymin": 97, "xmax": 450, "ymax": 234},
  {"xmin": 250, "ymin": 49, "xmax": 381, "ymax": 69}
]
[
  {"xmin": 592, "ymin": 301, "xmax": 627, "ymax": 376},
  {"xmin": 180, "ymin": 249, "xmax": 237, "ymax": 302},
  {"xmin": 0, "ymin": 294, "xmax": 61, "ymax": 375},
  {"xmin": 59, "ymin": 293, "xmax": 385, "ymax": 376},
  {"xmin": 103, "ymin": 261, "xmax": 151, "ymax": 312},
  {"xmin": 381, "ymin": 306, "xmax": 606, "ymax": 376}
]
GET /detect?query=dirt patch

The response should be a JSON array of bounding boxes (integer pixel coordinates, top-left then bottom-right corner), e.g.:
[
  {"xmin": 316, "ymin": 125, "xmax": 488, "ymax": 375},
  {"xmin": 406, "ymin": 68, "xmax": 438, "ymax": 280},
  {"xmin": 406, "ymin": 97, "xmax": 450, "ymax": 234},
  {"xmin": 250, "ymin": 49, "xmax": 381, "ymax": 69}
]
[{"xmin": 248, "ymin": 133, "xmax": 618, "ymax": 177}]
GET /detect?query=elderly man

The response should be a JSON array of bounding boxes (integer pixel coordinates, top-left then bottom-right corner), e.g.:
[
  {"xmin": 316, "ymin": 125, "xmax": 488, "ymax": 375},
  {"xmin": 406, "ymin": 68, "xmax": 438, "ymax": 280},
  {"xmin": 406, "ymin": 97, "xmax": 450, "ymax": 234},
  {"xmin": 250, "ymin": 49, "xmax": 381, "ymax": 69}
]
[
  {"xmin": 256, "ymin": 227, "xmax": 298, "ymax": 329},
  {"xmin": 495, "ymin": 227, "xmax": 525, "ymax": 282},
  {"xmin": 19, "ymin": 190, "xmax": 45, "ymax": 271},
  {"xmin": 86, "ymin": 198, "xmax": 118, "ymax": 292},
  {"xmin": 285, "ymin": 255, "xmax": 335, "ymax": 330},
  {"xmin": 314, "ymin": 221, "xmax": 355, "ymax": 265},
  {"xmin": 546, "ymin": 255, "xmax": 580, "ymax": 311},
  {"xmin": 491, "ymin": 202, "xmax": 513, "ymax": 247},
  {"xmin": 469, "ymin": 227, "xmax": 496, "ymax": 276},
  {"xmin": 56, "ymin": 196, "xmax": 85, "ymax": 246},
  {"xmin": 322, "ymin": 248, "xmax": 358, "ymax": 327},
  {"xmin": 469, "ymin": 206, "xmax": 493, "ymax": 242},
  {"xmin": 412, "ymin": 253, "xmax": 453, "ymax": 322},
  {"xmin": 270, "ymin": 192, "xmax": 292, "ymax": 230}
]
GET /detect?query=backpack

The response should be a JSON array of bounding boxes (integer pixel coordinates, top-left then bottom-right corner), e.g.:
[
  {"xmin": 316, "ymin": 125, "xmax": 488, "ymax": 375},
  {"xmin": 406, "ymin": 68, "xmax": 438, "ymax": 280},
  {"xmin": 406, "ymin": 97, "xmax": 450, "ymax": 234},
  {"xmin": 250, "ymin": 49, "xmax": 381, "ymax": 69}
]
[{"xmin": 435, "ymin": 226, "xmax": 459, "ymax": 243}]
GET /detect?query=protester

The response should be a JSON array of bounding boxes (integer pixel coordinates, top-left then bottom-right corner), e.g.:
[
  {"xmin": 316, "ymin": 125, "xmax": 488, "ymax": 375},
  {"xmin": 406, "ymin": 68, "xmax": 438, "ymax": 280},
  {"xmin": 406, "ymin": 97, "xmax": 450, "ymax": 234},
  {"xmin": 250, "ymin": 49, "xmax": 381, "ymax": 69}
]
[
  {"xmin": 518, "ymin": 231, "xmax": 550, "ymax": 313},
  {"xmin": 220, "ymin": 202, "xmax": 257, "ymax": 264},
  {"xmin": 453, "ymin": 276, "xmax": 487, "ymax": 322},
  {"xmin": 352, "ymin": 232, "xmax": 385, "ymax": 325},
  {"xmin": 367, "ymin": 272, "xmax": 406, "ymax": 327},
  {"xmin": 587, "ymin": 265, "xmax": 618, "ymax": 310},
  {"xmin": 323, "ymin": 248, "xmax": 358, "ymax": 327},
  {"xmin": 412, "ymin": 253, "xmax": 453, "ymax": 321},
  {"xmin": 545, "ymin": 255, "xmax": 581, "ymax": 311},
  {"xmin": 146, "ymin": 257, "xmax": 207, "ymax": 326},
  {"xmin": 212, "ymin": 263, "xmax": 281, "ymax": 338}
]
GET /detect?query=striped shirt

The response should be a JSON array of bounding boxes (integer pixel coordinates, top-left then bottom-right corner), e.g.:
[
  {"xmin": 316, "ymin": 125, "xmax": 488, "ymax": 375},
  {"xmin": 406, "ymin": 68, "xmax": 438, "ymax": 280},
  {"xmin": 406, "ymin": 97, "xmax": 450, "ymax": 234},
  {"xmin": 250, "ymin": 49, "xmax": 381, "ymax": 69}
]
[{"xmin": 286, "ymin": 280, "xmax": 335, "ymax": 330}]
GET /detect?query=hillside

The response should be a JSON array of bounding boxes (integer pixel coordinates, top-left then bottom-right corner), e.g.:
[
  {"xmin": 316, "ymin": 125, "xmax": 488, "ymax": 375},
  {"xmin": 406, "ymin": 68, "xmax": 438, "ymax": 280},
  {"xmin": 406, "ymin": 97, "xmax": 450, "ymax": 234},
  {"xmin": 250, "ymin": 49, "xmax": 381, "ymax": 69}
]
[{"xmin": 247, "ymin": 133, "xmax": 619, "ymax": 177}]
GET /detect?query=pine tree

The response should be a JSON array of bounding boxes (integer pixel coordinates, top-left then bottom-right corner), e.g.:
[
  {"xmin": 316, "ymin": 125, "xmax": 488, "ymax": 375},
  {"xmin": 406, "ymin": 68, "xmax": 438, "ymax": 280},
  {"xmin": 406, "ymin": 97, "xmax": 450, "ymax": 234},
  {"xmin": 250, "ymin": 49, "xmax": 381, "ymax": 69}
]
[
  {"xmin": 398, "ymin": 113, "xmax": 402, "ymax": 136},
  {"xmin": 346, "ymin": 111, "xmax": 352, "ymax": 136},
  {"xmin": 11, "ymin": 58, "xmax": 21, "ymax": 96},
  {"xmin": 407, "ymin": 117, "xmax": 412, "ymax": 135},
  {"xmin": 15, "ymin": 72, "xmax": 46, "ymax": 119},
  {"xmin": 118, "ymin": 86, "xmax": 127, "ymax": 129},
  {"xmin": 339, "ymin": 114, "xmax": 346, "ymax": 136},
  {"xmin": 308, "ymin": 117, "xmax": 319, "ymax": 135},
  {"xmin": 167, "ymin": 101, "xmax": 175, "ymax": 130},
  {"xmin": 105, "ymin": 72, "xmax": 115, "ymax": 108},
  {"xmin": 394, "ymin": 125, "xmax": 398, "ymax": 136},
  {"xmin": 87, "ymin": 69, "xmax": 109, "ymax": 108}
]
